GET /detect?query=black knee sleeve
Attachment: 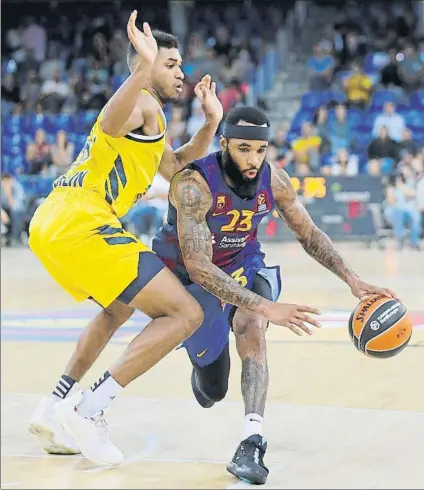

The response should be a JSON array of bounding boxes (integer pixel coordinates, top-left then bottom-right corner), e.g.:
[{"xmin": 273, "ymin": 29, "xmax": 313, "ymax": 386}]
[{"xmin": 192, "ymin": 344, "xmax": 230, "ymax": 402}]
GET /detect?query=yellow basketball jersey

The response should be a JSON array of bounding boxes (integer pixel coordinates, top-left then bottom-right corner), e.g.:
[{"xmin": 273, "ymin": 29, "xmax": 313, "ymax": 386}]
[{"xmin": 53, "ymin": 90, "xmax": 166, "ymax": 218}]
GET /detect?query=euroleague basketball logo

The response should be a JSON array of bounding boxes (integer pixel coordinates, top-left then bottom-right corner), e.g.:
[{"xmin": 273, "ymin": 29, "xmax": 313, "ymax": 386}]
[
  {"xmin": 370, "ymin": 320, "xmax": 380, "ymax": 331},
  {"xmin": 257, "ymin": 193, "xmax": 269, "ymax": 213}
]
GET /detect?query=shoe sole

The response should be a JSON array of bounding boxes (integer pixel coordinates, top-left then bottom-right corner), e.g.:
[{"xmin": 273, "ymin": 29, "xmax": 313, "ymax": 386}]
[
  {"xmin": 54, "ymin": 405, "xmax": 123, "ymax": 466},
  {"xmin": 226, "ymin": 462, "xmax": 268, "ymax": 485},
  {"xmin": 28, "ymin": 422, "xmax": 80, "ymax": 455}
]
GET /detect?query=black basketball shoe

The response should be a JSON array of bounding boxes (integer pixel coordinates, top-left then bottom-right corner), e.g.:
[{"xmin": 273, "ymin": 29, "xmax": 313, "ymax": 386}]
[
  {"xmin": 227, "ymin": 434, "xmax": 269, "ymax": 485},
  {"xmin": 191, "ymin": 369, "xmax": 215, "ymax": 408}
]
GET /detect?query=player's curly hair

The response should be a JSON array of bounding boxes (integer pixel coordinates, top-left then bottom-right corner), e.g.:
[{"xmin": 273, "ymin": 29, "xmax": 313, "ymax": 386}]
[
  {"xmin": 225, "ymin": 106, "xmax": 270, "ymax": 127},
  {"xmin": 127, "ymin": 30, "xmax": 179, "ymax": 68}
]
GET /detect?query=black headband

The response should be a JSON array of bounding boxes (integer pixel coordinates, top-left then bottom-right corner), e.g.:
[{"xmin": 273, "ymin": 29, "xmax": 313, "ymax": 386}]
[{"xmin": 222, "ymin": 123, "xmax": 270, "ymax": 141}]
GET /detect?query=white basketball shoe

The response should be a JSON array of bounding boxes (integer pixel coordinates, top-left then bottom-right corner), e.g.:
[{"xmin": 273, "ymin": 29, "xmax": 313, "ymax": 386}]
[
  {"xmin": 29, "ymin": 396, "xmax": 80, "ymax": 455},
  {"xmin": 54, "ymin": 389, "xmax": 124, "ymax": 466}
]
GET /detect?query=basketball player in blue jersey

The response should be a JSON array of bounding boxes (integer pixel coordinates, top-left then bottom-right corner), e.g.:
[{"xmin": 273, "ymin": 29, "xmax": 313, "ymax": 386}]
[{"xmin": 152, "ymin": 106, "xmax": 397, "ymax": 484}]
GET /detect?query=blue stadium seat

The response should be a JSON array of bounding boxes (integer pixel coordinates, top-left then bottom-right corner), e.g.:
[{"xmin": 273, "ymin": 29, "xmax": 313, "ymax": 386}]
[
  {"xmin": 2, "ymin": 155, "xmax": 12, "ymax": 173},
  {"xmin": 330, "ymin": 91, "xmax": 346, "ymax": 104},
  {"xmin": 354, "ymin": 132, "xmax": 372, "ymax": 150},
  {"xmin": 112, "ymin": 73, "xmax": 126, "ymax": 92},
  {"xmin": 2, "ymin": 134, "xmax": 25, "ymax": 156},
  {"xmin": 369, "ymin": 90, "xmax": 400, "ymax": 110},
  {"xmin": 347, "ymin": 109, "xmax": 364, "ymax": 128},
  {"xmin": 27, "ymin": 113, "xmax": 52, "ymax": 134},
  {"xmin": 35, "ymin": 177, "xmax": 55, "ymax": 196},
  {"xmin": 286, "ymin": 130, "xmax": 301, "ymax": 142},
  {"xmin": 363, "ymin": 52, "xmax": 389, "ymax": 73},
  {"xmin": 412, "ymin": 130, "xmax": 424, "ymax": 144},
  {"xmin": 301, "ymin": 91, "xmax": 332, "ymax": 110},
  {"xmin": 7, "ymin": 155, "xmax": 27, "ymax": 174},
  {"xmin": 409, "ymin": 90, "xmax": 424, "ymax": 109},
  {"xmin": 404, "ymin": 111, "xmax": 424, "ymax": 131},
  {"xmin": 3, "ymin": 114, "xmax": 25, "ymax": 135},
  {"xmin": 74, "ymin": 111, "xmax": 98, "ymax": 133},
  {"xmin": 51, "ymin": 113, "xmax": 74, "ymax": 132},
  {"xmin": 290, "ymin": 110, "xmax": 313, "ymax": 131},
  {"xmin": 357, "ymin": 112, "xmax": 377, "ymax": 132},
  {"xmin": 74, "ymin": 134, "xmax": 88, "ymax": 152}
]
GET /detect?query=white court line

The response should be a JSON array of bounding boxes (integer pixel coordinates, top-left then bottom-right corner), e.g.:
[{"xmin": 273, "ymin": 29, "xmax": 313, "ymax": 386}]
[
  {"xmin": 1, "ymin": 483, "xmax": 23, "ymax": 487},
  {"xmin": 2, "ymin": 453, "xmax": 281, "ymax": 467}
]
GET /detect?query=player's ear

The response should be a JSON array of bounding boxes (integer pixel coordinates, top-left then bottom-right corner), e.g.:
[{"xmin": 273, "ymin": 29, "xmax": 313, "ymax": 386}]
[{"xmin": 219, "ymin": 135, "xmax": 227, "ymax": 152}]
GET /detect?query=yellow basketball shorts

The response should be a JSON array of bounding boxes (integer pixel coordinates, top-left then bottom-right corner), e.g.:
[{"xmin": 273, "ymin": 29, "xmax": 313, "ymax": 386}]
[{"xmin": 28, "ymin": 187, "xmax": 165, "ymax": 308}]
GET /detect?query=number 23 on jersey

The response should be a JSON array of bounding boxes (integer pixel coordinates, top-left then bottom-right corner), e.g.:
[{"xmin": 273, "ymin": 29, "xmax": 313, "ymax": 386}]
[{"xmin": 221, "ymin": 210, "xmax": 254, "ymax": 232}]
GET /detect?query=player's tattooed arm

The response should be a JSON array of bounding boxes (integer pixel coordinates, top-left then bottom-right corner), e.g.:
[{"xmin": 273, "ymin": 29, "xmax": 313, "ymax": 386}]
[
  {"xmin": 170, "ymin": 169, "xmax": 267, "ymax": 314},
  {"xmin": 270, "ymin": 166, "xmax": 359, "ymax": 287}
]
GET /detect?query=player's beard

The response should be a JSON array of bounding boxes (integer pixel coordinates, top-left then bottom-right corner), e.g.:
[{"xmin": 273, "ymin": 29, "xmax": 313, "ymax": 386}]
[{"xmin": 221, "ymin": 147, "xmax": 260, "ymax": 199}]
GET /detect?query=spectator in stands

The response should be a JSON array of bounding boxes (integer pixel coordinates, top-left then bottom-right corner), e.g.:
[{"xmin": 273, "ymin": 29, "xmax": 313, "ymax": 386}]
[
  {"xmin": 313, "ymin": 106, "xmax": 329, "ymax": 139},
  {"xmin": 26, "ymin": 129, "xmax": 51, "ymax": 175},
  {"xmin": 379, "ymin": 49, "xmax": 404, "ymax": 92},
  {"xmin": 291, "ymin": 122, "xmax": 321, "ymax": 174},
  {"xmin": 1, "ymin": 74, "xmax": 20, "ymax": 119},
  {"xmin": 219, "ymin": 78, "xmax": 245, "ymax": 113},
  {"xmin": 21, "ymin": 69, "xmax": 42, "ymax": 113},
  {"xmin": 187, "ymin": 97, "xmax": 206, "ymax": 138},
  {"xmin": 167, "ymin": 105, "xmax": 189, "ymax": 149},
  {"xmin": 372, "ymin": 102, "xmax": 405, "ymax": 143},
  {"xmin": 385, "ymin": 167, "xmax": 422, "ymax": 250},
  {"xmin": 339, "ymin": 31, "xmax": 367, "ymax": 70},
  {"xmin": 399, "ymin": 43, "xmax": 424, "ymax": 93},
  {"xmin": 367, "ymin": 126, "xmax": 398, "ymax": 176},
  {"xmin": 270, "ymin": 125, "xmax": 293, "ymax": 167},
  {"xmin": 398, "ymin": 128, "xmax": 420, "ymax": 157},
  {"xmin": 307, "ymin": 43, "xmax": 335, "ymax": 91},
  {"xmin": 328, "ymin": 103, "xmax": 353, "ymax": 153},
  {"xmin": 1, "ymin": 173, "xmax": 26, "ymax": 246},
  {"xmin": 343, "ymin": 61, "xmax": 373, "ymax": 109},
  {"xmin": 321, "ymin": 148, "xmax": 359, "ymax": 176},
  {"xmin": 212, "ymin": 25, "xmax": 232, "ymax": 58},
  {"xmin": 40, "ymin": 68, "xmax": 70, "ymax": 113},
  {"xmin": 50, "ymin": 130, "xmax": 74, "ymax": 177}
]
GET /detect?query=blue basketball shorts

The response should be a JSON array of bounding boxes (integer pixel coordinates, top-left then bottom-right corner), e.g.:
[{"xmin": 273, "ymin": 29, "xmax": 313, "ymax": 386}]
[{"xmin": 181, "ymin": 254, "xmax": 282, "ymax": 367}]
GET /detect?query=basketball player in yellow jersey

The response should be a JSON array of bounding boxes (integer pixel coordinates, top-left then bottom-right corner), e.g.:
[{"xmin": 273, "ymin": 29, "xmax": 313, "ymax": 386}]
[{"xmin": 28, "ymin": 11, "xmax": 223, "ymax": 465}]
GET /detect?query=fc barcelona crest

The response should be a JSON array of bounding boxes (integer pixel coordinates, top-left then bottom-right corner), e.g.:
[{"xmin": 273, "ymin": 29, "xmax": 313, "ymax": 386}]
[
  {"xmin": 217, "ymin": 195, "xmax": 226, "ymax": 209},
  {"xmin": 213, "ymin": 194, "xmax": 231, "ymax": 215}
]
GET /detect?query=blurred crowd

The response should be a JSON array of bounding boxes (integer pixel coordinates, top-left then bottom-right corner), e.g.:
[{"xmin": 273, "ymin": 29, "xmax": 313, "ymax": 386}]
[
  {"xmin": 266, "ymin": 0, "xmax": 423, "ymax": 249},
  {"xmin": 1, "ymin": 0, "xmax": 422, "ymax": 249},
  {"xmin": 1, "ymin": 0, "xmax": 289, "ymax": 246}
]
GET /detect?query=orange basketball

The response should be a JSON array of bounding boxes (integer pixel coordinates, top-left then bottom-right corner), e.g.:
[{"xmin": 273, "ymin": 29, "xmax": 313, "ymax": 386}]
[{"xmin": 348, "ymin": 294, "xmax": 413, "ymax": 358}]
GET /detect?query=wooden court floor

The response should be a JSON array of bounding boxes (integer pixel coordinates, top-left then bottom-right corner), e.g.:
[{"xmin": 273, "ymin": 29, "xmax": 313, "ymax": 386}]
[{"xmin": 1, "ymin": 243, "xmax": 424, "ymax": 489}]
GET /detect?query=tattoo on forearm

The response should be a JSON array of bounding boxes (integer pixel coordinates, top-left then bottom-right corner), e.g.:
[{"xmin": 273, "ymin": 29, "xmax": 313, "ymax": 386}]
[
  {"xmin": 271, "ymin": 167, "xmax": 356, "ymax": 284},
  {"xmin": 174, "ymin": 172, "xmax": 264, "ymax": 312},
  {"xmin": 297, "ymin": 227, "xmax": 355, "ymax": 283},
  {"xmin": 241, "ymin": 357, "xmax": 268, "ymax": 417}
]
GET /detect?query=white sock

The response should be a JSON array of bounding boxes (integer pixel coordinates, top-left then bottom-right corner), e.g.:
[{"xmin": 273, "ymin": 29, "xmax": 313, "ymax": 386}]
[
  {"xmin": 77, "ymin": 371, "xmax": 122, "ymax": 418},
  {"xmin": 243, "ymin": 413, "xmax": 263, "ymax": 439}
]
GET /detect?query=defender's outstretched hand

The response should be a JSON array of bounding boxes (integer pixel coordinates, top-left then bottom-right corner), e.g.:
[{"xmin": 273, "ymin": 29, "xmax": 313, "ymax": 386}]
[
  {"xmin": 127, "ymin": 11, "xmax": 158, "ymax": 66},
  {"xmin": 194, "ymin": 74, "xmax": 223, "ymax": 125}
]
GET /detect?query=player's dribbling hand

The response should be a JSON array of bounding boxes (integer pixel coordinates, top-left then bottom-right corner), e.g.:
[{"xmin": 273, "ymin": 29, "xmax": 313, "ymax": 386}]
[
  {"xmin": 266, "ymin": 302, "xmax": 321, "ymax": 336},
  {"xmin": 194, "ymin": 74, "xmax": 223, "ymax": 125},
  {"xmin": 127, "ymin": 11, "xmax": 158, "ymax": 66},
  {"xmin": 349, "ymin": 279, "xmax": 399, "ymax": 301}
]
